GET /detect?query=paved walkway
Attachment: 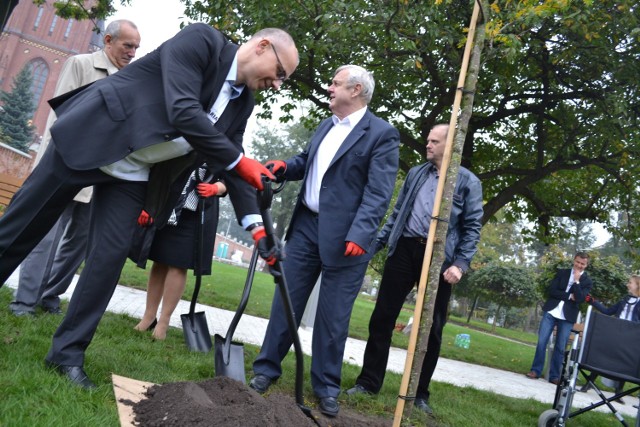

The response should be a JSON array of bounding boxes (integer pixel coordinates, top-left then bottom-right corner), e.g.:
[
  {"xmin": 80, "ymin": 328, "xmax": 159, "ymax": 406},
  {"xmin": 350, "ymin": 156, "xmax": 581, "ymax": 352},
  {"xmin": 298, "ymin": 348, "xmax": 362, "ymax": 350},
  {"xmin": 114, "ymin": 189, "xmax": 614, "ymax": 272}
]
[{"xmin": 5, "ymin": 270, "xmax": 639, "ymax": 419}]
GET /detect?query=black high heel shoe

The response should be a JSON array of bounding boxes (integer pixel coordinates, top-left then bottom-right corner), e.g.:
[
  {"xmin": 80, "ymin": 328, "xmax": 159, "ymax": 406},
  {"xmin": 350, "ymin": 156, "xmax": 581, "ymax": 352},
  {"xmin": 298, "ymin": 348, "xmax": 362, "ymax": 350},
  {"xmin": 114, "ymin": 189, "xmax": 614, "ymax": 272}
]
[{"xmin": 147, "ymin": 318, "xmax": 158, "ymax": 331}]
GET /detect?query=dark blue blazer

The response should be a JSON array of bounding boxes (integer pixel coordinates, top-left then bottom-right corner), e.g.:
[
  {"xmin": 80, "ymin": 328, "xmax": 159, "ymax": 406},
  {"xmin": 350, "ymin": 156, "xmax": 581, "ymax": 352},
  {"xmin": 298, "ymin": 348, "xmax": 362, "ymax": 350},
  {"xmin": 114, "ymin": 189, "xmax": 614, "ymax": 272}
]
[
  {"xmin": 282, "ymin": 110, "xmax": 399, "ymax": 267},
  {"xmin": 592, "ymin": 296, "xmax": 640, "ymax": 322},
  {"xmin": 49, "ymin": 23, "xmax": 254, "ymax": 174},
  {"xmin": 542, "ymin": 268, "xmax": 593, "ymax": 323}
]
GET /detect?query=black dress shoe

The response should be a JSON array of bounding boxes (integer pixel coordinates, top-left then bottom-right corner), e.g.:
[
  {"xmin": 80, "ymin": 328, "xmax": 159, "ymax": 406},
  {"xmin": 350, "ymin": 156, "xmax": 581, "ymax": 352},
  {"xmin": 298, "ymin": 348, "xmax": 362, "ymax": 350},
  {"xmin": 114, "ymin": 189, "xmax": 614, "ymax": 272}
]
[
  {"xmin": 43, "ymin": 307, "xmax": 63, "ymax": 315},
  {"xmin": 249, "ymin": 374, "xmax": 273, "ymax": 394},
  {"xmin": 414, "ymin": 398, "xmax": 433, "ymax": 414},
  {"xmin": 318, "ymin": 396, "xmax": 339, "ymax": 417},
  {"xmin": 345, "ymin": 384, "xmax": 373, "ymax": 396},
  {"xmin": 45, "ymin": 361, "xmax": 96, "ymax": 389}
]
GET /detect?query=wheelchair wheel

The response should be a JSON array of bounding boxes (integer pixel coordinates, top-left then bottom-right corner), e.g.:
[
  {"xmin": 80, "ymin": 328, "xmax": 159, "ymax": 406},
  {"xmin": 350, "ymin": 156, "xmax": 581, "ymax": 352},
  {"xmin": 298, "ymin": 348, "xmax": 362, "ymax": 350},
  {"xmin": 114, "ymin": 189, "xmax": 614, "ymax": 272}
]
[{"xmin": 538, "ymin": 409, "xmax": 560, "ymax": 427}]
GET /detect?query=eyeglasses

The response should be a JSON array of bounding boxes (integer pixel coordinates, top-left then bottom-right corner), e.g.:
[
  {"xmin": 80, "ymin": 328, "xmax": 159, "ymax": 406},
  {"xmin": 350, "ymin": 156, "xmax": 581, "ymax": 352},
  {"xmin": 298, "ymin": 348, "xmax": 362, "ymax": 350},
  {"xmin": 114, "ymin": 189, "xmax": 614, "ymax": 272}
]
[{"xmin": 271, "ymin": 43, "xmax": 287, "ymax": 81}]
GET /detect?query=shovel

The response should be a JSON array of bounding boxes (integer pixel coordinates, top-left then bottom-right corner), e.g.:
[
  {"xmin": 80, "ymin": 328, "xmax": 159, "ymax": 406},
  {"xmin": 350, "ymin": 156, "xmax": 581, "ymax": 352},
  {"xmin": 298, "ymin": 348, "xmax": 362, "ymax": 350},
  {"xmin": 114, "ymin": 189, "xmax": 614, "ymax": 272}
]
[
  {"xmin": 213, "ymin": 246, "xmax": 259, "ymax": 382},
  {"xmin": 180, "ymin": 194, "xmax": 212, "ymax": 352},
  {"xmin": 258, "ymin": 178, "xmax": 315, "ymax": 421}
]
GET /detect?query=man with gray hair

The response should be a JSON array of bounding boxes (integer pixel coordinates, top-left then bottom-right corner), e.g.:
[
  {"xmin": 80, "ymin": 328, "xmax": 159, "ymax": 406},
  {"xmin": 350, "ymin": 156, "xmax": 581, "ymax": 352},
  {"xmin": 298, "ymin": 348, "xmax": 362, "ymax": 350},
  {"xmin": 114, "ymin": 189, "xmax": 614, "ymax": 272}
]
[
  {"xmin": 249, "ymin": 64, "xmax": 400, "ymax": 417},
  {"xmin": 9, "ymin": 19, "xmax": 141, "ymax": 317}
]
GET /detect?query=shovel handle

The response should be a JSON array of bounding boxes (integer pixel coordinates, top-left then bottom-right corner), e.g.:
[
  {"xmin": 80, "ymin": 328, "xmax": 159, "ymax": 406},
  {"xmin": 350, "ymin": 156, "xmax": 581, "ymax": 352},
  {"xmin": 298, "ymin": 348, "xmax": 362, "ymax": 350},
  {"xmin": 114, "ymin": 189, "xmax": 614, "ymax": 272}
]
[
  {"xmin": 259, "ymin": 179, "xmax": 306, "ymax": 408},
  {"xmin": 221, "ymin": 247, "xmax": 259, "ymax": 363},
  {"xmin": 188, "ymin": 186, "xmax": 206, "ymax": 317}
]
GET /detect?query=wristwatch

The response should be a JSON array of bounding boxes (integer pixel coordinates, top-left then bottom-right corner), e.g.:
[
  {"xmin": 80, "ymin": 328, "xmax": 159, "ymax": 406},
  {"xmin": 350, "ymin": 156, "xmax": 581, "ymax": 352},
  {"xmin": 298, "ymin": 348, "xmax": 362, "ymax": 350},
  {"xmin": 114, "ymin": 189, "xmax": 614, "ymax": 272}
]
[{"xmin": 246, "ymin": 222, "xmax": 264, "ymax": 231}]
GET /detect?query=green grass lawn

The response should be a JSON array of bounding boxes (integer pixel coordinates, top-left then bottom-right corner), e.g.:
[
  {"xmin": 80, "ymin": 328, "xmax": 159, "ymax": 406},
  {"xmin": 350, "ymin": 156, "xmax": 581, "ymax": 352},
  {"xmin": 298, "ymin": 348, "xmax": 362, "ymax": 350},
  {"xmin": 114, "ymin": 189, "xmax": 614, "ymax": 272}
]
[
  {"xmin": 1, "ymin": 261, "xmax": 634, "ymax": 426},
  {"xmin": 120, "ymin": 259, "xmax": 536, "ymax": 374}
]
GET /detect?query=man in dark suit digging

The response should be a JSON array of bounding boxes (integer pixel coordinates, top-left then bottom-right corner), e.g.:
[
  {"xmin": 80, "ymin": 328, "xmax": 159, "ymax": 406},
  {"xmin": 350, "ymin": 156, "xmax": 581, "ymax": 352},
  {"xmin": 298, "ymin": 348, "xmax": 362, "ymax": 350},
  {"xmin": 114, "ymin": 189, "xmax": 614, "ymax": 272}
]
[{"xmin": 0, "ymin": 24, "xmax": 298, "ymax": 388}]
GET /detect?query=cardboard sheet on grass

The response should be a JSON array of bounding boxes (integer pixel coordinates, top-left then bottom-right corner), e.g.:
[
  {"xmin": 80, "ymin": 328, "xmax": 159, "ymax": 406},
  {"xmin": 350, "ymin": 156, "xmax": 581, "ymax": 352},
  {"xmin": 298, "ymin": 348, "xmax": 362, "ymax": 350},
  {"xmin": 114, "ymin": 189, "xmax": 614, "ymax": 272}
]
[{"xmin": 112, "ymin": 374, "xmax": 155, "ymax": 427}]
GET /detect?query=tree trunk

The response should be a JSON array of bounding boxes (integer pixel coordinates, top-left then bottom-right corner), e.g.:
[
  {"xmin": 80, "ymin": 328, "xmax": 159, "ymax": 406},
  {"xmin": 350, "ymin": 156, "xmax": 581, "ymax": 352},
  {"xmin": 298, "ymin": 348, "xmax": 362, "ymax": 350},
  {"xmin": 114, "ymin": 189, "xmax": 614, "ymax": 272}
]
[
  {"xmin": 467, "ymin": 294, "xmax": 479, "ymax": 323},
  {"xmin": 395, "ymin": 2, "xmax": 489, "ymax": 424},
  {"xmin": 491, "ymin": 304, "xmax": 501, "ymax": 332}
]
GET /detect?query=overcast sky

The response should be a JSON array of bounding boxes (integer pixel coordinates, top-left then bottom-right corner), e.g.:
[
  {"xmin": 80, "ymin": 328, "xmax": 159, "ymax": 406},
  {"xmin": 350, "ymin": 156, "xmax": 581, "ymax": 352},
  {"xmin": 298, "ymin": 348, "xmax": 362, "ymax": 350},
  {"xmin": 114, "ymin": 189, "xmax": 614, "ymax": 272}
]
[
  {"xmin": 109, "ymin": 0, "xmax": 187, "ymax": 57},
  {"xmin": 107, "ymin": 0, "xmax": 279, "ymax": 151}
]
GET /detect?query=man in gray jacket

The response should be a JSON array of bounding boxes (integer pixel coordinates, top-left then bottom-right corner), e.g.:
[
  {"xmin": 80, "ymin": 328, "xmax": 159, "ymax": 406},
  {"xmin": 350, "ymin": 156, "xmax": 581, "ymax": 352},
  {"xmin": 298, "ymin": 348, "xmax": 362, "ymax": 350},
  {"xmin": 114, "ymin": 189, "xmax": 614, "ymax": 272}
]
[
  {"xmin": 9, "ymin": 19, "xmax": 140, "ymax": 316},
  {"xmin": 346, "ymin": 124, "xmax": 483, "ymax": 415}
]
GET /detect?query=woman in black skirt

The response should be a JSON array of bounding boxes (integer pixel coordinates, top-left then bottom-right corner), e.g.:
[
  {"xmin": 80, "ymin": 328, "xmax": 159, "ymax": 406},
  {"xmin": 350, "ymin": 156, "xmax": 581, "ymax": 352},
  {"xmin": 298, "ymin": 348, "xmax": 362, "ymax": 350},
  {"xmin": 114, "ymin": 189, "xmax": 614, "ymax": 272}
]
[{"xmin": 133, "ymin": 165, "xmax": 225, "ymax": 340}]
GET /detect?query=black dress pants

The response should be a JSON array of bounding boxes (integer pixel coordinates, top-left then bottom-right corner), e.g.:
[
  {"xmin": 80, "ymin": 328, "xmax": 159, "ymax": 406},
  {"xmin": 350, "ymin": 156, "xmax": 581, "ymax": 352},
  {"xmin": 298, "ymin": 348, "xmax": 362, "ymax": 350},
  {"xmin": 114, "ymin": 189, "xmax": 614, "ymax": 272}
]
[
  {"xmin": 0, "ymin": 146, "xmax": 110, "ymax": 285},
  {"xmin": 0, "ymin": 144, "xmax": 146, "ymax": 366},
  {"xmin": 356, "ymin": 236, "xmax": 452, "ymax": 400}
]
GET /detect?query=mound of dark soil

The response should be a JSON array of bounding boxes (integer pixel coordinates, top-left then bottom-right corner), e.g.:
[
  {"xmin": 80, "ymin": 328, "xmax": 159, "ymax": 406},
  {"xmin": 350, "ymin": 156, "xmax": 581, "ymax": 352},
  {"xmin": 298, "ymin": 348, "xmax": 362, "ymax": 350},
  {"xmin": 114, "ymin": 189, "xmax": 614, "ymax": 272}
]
[{"xmin": 130, "ymin": 376, "xmax": 392, "ymax": 427}]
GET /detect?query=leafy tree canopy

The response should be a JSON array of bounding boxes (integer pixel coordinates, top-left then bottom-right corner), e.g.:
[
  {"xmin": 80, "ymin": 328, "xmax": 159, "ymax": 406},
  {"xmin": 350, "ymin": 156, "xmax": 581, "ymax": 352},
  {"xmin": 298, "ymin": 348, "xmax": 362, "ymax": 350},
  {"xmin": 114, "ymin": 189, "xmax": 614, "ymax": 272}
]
[
  {"xmin": 464, "ymin": 262, "xmax": 538, "ymax": 309},
  {"xmin": 44, "ymin": 0, "xmax": 640, "ymax": 248},
  {"xmin": 181, "ymin": 0, "xmax": 640, "ymax": 249},
  {"xmin": 32, "ymin": 0, "xmax": 131, "ymax": 31}
]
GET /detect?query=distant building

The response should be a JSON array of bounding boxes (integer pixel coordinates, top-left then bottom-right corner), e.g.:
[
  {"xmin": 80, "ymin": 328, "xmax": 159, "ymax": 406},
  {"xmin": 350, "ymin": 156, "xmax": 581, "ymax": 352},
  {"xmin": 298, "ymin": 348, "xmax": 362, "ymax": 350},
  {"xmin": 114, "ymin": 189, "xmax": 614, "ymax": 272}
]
[{"xmin": 0, "ymin": 0, "xmax": 103, "ymax": 161}]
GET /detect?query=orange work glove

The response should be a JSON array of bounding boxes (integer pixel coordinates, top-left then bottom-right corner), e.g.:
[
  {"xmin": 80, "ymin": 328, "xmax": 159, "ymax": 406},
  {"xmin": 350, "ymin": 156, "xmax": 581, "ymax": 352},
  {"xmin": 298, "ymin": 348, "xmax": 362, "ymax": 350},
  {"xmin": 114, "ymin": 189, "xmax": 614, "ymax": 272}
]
[
  {"xmin": 137, "ymin": 210, "xmax": 154, "ymax": 227},
  {"xmin": 197, "ymin": 182, "xmax": 220, "ymax": 198},
  {"xmin": 252, "ymin": 227, "xmax": 280, "ymax": 266},
  {"xmin": 265, "ymin": 160, "xmax": 287, "ymax": 183},
  {"xmin": 344, "ymin": 241, "xmax": 365, "ymax": 257},
  {"xmin": 234, "ymin": 156, "xmax": 275, "ymax": 190}
]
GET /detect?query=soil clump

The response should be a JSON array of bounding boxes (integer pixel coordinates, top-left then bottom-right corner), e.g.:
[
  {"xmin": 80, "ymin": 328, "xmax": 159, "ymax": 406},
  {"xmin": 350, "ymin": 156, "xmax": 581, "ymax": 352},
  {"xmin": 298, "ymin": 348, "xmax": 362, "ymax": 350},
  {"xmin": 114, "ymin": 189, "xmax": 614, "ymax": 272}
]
[{"xmin": 130, "ymin": 376, "xmax": 393, "ymax": 427}]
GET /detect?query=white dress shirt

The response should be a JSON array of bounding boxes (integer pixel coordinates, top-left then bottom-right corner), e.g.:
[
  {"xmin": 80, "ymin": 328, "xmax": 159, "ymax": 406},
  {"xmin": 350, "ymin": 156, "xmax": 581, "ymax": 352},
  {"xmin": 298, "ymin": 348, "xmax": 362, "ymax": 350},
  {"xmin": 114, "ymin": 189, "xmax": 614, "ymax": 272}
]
[{"xmin": 303, "ymin": 106, "xmax": 367, "ymax": 213}]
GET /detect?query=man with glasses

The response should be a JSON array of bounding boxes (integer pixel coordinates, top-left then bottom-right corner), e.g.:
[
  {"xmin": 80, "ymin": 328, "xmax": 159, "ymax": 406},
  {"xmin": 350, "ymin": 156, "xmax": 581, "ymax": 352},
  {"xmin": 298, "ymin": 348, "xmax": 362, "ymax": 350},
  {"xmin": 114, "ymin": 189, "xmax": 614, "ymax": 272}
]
[
  {"xmin": 249, "ymin": 65, "xmax": 399, "ymax": 417},
  {"xmin": 0, "ymin": 24, "xmax": 298, "ymax": 389},
  {"xmin": 270, "ymin": 43, "xmax": 287, "ymax": 81}
]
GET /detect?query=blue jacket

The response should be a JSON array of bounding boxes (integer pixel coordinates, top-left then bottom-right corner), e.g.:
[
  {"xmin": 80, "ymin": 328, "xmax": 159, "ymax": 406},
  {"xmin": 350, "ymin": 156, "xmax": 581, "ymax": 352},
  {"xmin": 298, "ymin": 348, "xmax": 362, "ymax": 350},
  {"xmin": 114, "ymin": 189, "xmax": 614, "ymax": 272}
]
[
  {"xmin": 283, "ymin": 109, "xmax": 399, "ymax": 267},
  {"xmin": 592, "ymin": 295, "xmax": 640, "ymax": 322},
  {"xmin": 376, "ymin": 162, "xmax": 483, "ymax": 272},
  {"xmin": 542, "ymin": 268, "xmax": 593, "ymax": 323}
]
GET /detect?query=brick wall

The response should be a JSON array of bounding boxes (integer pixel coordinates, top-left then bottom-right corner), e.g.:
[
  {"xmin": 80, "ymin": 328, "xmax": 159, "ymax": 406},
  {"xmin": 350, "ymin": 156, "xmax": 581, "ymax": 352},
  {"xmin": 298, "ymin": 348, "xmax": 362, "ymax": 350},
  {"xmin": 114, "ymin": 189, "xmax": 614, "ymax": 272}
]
[{"xmin": 0, "ymin": 141, "xmax": 32, "ymax": 178}]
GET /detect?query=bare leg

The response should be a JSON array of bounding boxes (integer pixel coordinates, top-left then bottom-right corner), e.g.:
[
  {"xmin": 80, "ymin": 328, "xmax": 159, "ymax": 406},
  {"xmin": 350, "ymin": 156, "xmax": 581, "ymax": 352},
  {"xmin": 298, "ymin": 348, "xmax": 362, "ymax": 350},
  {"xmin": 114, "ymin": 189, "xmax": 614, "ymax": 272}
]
[
  {"xmin": 152, "ymin": 265, "xmax": 187, "ymax": 340},
  {"xmin": 134, "ymin": 262, "xmax": 168, "ymax": 331}
]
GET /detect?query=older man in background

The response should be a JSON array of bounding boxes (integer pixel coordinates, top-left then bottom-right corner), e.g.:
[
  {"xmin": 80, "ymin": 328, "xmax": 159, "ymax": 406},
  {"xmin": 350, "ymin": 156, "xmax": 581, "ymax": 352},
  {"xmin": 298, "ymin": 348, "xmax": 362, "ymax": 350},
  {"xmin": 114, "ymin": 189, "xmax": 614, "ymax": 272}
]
[{"xmin": 9, "ymin": 19, "xmax": 141, "ymax": 317}]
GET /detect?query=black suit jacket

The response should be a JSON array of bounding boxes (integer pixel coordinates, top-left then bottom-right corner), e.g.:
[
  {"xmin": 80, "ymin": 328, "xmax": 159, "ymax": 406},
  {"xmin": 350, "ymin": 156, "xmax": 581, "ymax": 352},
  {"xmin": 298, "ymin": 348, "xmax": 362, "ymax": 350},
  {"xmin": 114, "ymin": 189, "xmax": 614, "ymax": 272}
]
[
  {"xmin": 542, "ymin": 268, "xmax": 593, "ymax": 323},
  {"xmin": 49, "ymin": 23, "xmax": 254, "ymax": 174}
]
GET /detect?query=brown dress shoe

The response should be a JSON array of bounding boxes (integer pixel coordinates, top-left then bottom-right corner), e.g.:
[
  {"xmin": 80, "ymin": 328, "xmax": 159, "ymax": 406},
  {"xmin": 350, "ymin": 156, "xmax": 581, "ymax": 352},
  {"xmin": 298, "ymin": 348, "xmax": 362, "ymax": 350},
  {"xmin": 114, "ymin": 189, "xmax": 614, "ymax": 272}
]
[{"xmin": 525, "ymin": 371, "xmax": 539, "ymax": 379}]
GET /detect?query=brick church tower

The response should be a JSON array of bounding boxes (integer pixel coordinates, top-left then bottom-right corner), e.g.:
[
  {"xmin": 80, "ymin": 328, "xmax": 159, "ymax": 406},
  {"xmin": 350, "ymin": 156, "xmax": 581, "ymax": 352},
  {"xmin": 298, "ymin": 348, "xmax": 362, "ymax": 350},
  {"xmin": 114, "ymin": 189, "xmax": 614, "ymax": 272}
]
[{"xmin": 0, "ymin": 0, "xmax": 104, "ymax": 151}]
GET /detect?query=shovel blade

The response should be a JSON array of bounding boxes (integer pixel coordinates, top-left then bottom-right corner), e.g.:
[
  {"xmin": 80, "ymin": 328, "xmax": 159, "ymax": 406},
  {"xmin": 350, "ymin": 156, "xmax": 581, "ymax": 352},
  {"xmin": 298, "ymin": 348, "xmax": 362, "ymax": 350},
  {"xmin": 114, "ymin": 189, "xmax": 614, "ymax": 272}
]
[
  {"xmin": 214, "ymin": 334, "xmax": 246, "ymax": 383},
  {"xmin": 180, "ymin": 312, "xmax": 212, "ymax": 352}
]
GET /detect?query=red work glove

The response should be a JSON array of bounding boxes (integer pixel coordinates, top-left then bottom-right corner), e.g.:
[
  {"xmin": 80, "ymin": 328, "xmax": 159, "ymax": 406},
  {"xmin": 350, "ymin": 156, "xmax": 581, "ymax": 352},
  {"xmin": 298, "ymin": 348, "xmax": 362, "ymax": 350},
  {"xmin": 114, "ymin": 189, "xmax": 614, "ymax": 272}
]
[
  {"xmin": 234, "ymin": 156, "xmax": 275, "ymax": 191},
  {"xmin": 344, "ymin": 241, "xmax": 365, "ymax": 257},
  {"xmin": 197, "ymin": 182, "xmax": 220, "ymax": 198},
  {"xmin": 585, "ymin": 294, "xmax": 595, "ymax": 304},
  {"xmin": 265, "ymin": 160, "xmax": 287, "ymax": 183},
  {"xmin": 252, "ymin": 227, "xmax": 280, "ymax": 266},
  {"xmin": 137, "ymin": 210, "xmax": 154, "ymax": 227}
]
